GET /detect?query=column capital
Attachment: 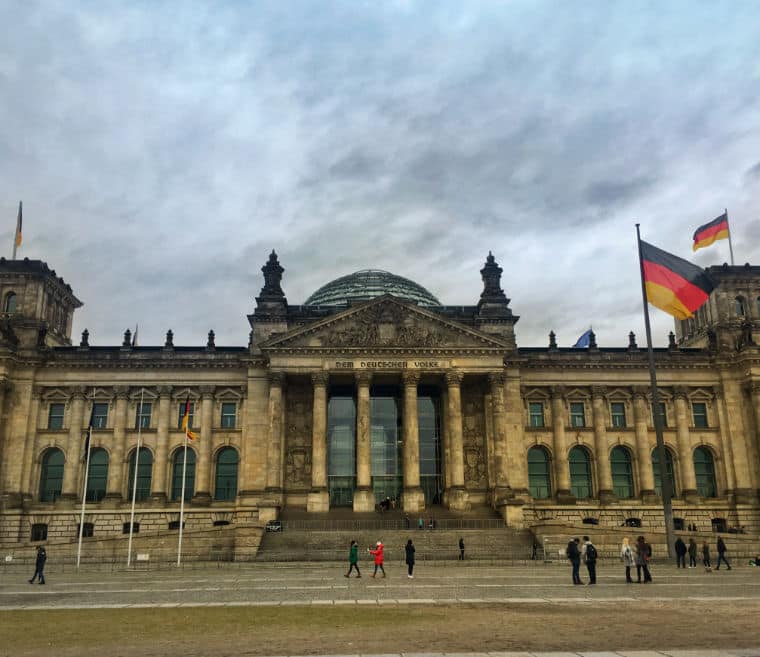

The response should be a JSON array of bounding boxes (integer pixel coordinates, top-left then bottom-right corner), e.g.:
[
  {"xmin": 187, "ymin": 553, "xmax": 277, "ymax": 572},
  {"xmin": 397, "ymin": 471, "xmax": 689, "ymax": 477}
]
[
  {"xmin": 268, "ymin": 371, "xmax": 285, "ymax": 387},
  {"xmin": 402, "ymin": 371, "xmax": 421, "ymax": 387},
  {"xmin": 69, "ymin": 385, "xmax": 88, "ymax": 401},
  {"xmin": 550, "ymin": 385, "xmax": 566, "ymax": 400},
  {"xmin": 354, "ymin": 371, "xmax": 372, "ymax": 386},
  {"xmin": 114, "ymin": 385, "xmax": 130, "ymax": 400},
  {"xmin": 311, "ymin": 371, "xmax": 330, "ymax": 387},
  {"xmin": 157, "ymin": 385, "xmax": 173, "ymax": 398},
  {"xmin": 32, "ymin": 384, "xmax": 44, "ymax": 400},
  {"xmin": 713, "ymin": 384, "xmax": 725, "ymax": 400},
  {"xmin": 591, "ymin": 385, "xmax": 607, "ymax": 400},
  {"xmin": 445, "ymin": 370, "xmax": 463, "ymax": 386},
  {"xmin": 488, "ymin": 371, "xmax": 506, "ymax": 387},
  {"xmin": 631, "ymin": 386, "xmax": 649, "ymax": 401},
  {"xmin": 199, "ymin": 385, "xmax": 216, "ymax": 399},
  {"xmin": 673, "ymin": 386, "xmax": 689, "ymax": 401}
]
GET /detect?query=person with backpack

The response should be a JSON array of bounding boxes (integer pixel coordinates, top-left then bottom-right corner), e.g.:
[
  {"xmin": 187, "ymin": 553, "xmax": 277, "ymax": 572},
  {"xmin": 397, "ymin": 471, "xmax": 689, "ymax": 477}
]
[
  {"xmin": 702, "ymin": 540, "xmax": 712, "ymax": 571},
  {"xmin": 566, "ymin": 537, "xmax": 582, "ymax": 585},
  {"xmin": 582, "ymin": 536, "xmax": 598, "ymax": 585},
  {"xmin": 715, "ymin": 536, "xmax": 732, "ymax": 570},
  {"xmin": 688, "ymin": 538, "xmax": 698, "ymax": 568},
  {"xmin": 674, "ymin": 536, "xmax": 687, "ymax": 568},
  {"xmin": 635, "ymin": 535, "xmax": 652, "ymax": 583}
]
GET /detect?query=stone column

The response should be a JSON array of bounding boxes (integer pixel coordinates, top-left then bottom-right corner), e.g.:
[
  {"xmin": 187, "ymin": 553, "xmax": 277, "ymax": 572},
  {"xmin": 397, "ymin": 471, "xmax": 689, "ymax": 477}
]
[
  {"xmin": 489, "ymin": 372, "xmax": 510, "ymax": 500},
  {"xmin": 591, "ymin": 386, "xmax": 614, "ymax": 503},
  {"xmin": 632, "ymin": 388, "xmax": 657, "ymax": 502},
  {"xmin": 713, "ymin": 385, "xmax": 736, "ymax": 500},
  {"xmin": 550, "ymin": 386, "xmax": 573, "ymax": 503},
  {"xmin": 673, "ymin": 387, "xmax": 698, "ymax": 501},
  {"xmin": 105, "ymin": 387, "xmax": 129, "ymax": 503},
  {"xmin": 503, "ymin": 370, "xmax": 528, "ymax": 498},
  {"xmin": 445, "ymin": 370, "xmax": 468, "ymax": 511},
  {"xmin": 265, "ymin": 372, "xmax": 285, "ymax": 496},
  {"xmin": 150, "ymin": 386, "xmax": 171, "ymax": 504},
  {"xmin": 402, "ymin": 371, "xmax": 424, "ymax": 512},
  {"xmin": 308, "ymin": 371, "xmax": 330, "ymax": 512},
  {"xmin": 193, "ymin": 386, "xmax": 214, "ymax": 505},
  {"xmin": 20, "ymin": 386, "xmax": 42, "ymax": 502},
  {"xmin": 747, "ymin": 383, "xmax": 760, "ymax": 494},
  {"xmin": 353, "ymin": 371, "xmax": 374, "ymax": 512},
  {"xmin": 719, "ymin": 374, "xmax": 754, "ymax": 502},
  {"xmin": 61, "ymin": 387, "xmax": 86, "ymax": 502}
]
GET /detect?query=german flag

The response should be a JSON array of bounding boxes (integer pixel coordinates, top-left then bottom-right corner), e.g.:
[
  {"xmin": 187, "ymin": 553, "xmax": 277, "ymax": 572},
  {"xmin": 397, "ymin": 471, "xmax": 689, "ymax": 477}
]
[
  {"xmin": 640, "ymin": 240, "xmax": 715, "ymax": 320},
  {"xmin": 181, "ymin": 397, "xmax": 198, "ymax": 441},
  {"xmin": 692, "ymin": 212, "xmax": 729, "ymax": 252}
]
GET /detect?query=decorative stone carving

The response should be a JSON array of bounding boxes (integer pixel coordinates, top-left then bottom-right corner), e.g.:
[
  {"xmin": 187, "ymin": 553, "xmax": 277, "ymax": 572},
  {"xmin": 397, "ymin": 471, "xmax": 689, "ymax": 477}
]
[
  {"xmin": 311, "ymin": 371, "xmax": 329, "ymax": 387},
  {"xmin": 462, "ymin": 385, "xmax": 487, "ymax": 488},
  {"xmin": 402, "ymin": 371, "xmax": 421, "ymax": 386},
  {"xmin": 354, "ymin": 371, "xmax": 372, "ymax": 386},
  {"xmin": 445, "ymin": 370, "xmax": 463, "ymax": 386},
  {"xmin": 268, "ymin": 371, "xmax": 285, "ymax": 387},
  {"xmin": 591, "ymin": 385, "xmax": 607, "ymax": 400},
  {"xmin": 284, "ymin": 382, "xmax": 313, "ymax": 488},
  {"xmin": 285, "ymin": 447, "xmax": 312, "ymax": 487}
]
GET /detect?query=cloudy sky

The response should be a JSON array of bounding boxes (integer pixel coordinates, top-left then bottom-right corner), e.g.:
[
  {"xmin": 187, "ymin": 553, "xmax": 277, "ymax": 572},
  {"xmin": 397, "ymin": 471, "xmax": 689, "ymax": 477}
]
[{"xmin": 1, "ymin": 1, "xmax": 758, "ymax": 348}]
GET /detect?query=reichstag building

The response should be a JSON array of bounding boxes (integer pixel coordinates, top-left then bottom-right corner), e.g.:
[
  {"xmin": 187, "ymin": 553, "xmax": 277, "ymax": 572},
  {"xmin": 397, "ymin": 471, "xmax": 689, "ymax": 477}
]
[{"xmin": 0, "ymin": 251, "xmax": 758, "ymax": 552}]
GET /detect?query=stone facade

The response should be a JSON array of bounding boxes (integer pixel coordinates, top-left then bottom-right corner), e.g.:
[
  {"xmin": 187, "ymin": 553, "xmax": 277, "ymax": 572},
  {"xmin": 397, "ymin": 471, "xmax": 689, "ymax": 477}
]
[{"xmin": 0, "ymin": 253, "xmax": 759, "ymax": 556}]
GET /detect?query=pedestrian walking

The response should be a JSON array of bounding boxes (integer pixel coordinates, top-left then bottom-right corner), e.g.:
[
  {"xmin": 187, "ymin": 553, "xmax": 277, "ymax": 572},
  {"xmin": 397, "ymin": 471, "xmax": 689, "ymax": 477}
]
[
  {"xmin": 567, "ymin": 537, "xmax": 583, "ymax": 585},
  {"xmin": 368, "ymin": 540, "xmax": 386, "ymax": 578},
  {"xmin": 674, "ymin": 536, "xmax": 687, "ymax": 568},
  {"xmin": 345, "ymin": 539, "xmax": 361, "ymax": 578},
  {"xmin": 405, "ymin": 539, "xmax": 415, "ymax": 578},
  {"xmin": 702, "ymin": 541, "xmax": 712, "ymax": 570},
  {"xmin": 582, "ymin": 536, "xmax": 598, "ymax": 585},
  {"xmin": 418, "ymin": 517, "xmax": 424, "ymax": 530},
  {"xmin": 620, "ymin": 537, "xmax": 635, "ymax": 583},
  {"xmin": 458, "ymin": 537, "xmax": 465, "ymax": 560},
  {"xmin": 28, "ymin": 545, "xmax": 46, "ymax": 585},
  {"xmin": 635, "ymin": 536, "xmax": 652, "ymax": 583},
  {"xmin": 688, "ymin": 538, "xmax": 698, "ymax": 568},
  {"xmin": 715, "ymin": 536, "xmax": 732, "ymax": 570}
]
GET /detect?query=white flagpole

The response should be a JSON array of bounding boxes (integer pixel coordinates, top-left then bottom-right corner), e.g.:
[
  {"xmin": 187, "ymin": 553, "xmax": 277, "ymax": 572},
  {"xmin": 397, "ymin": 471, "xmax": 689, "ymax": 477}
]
[
  {"xmin": 12, "ymin": 201, "xmax": 21, "ymax": 260},
  {"xmin": 177, "ymin": 427, "xmax": 188, "ymax": 566},
  {"xmin": 76, "ymin": 407, "xmax": 94, "ymax": 571},
  {"xmin": 725, "ymin": 208, "xmax": 735, "ymax": 266},
  {"xmin": 127, "ymin": 388, "xmax": 145, "ymax": 567}
]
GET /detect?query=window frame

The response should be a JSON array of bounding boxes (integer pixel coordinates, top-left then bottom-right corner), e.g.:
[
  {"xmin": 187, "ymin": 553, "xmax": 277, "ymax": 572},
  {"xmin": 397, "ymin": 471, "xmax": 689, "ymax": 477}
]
[
  {"xmin": 47, "ymin": 402, "xmax": 65, "ymax": 430},
  {"xmin": 610, "ymin": 401, "xmax": 627, "ymax": 428},
  {"xmin": 569, "ymin": 402, "xmax": 586, "ymax": 428},
  {"xmin": 135, "ymin": 401, "xmax": 152, "ymax": 429},
  {"xmin": 4, "ymin": 291, "xmax": 17, "ymax": 313},
  {"xmin": 653, "ymin": 402, "xmax": 667, "ymax": 428},
  {"xmin": 692, "ymin": 402, "xmax": 708, "ymax": 428},
  {"xmin": 528, "ymin": 402, "xmax": 545, "ymax": 428},
  {"xmin": 527, "ymin": 446, "xmax": 552, "ymax": 499},
  {"xmin": 610, "ymin": 445, "xmax": 634, "ymax": 499},
  {"xmin": 214, "ymin": 447, "xmax": 239, "ymax": 501},
  {"xmin": 220, "ymin": 402, "xmax": 237, "ymax": 429},
  {"xmin": 177, "ymin": 401, "xmax": 196, "ymax": 430},
  {"xmin": 91, "ymin": 402, "xmax": 109, "ymax": 429}
]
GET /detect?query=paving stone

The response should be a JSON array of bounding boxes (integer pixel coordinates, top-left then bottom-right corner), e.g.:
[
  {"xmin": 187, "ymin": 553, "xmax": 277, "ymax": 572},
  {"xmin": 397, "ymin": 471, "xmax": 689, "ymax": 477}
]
[{"xmin": 663, "ymin": 651, "xmax": 734, "ymax": 657}]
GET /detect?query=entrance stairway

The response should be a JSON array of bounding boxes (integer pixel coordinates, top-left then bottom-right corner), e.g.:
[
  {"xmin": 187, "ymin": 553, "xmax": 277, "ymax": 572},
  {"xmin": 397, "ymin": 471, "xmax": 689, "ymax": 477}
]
[{"xmin": 257, "ymin": 505, "xmax": 536, "ymax": 562}]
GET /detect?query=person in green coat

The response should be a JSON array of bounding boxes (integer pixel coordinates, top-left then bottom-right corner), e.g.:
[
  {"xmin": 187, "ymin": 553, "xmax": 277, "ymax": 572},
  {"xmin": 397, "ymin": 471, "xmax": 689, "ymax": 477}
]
[{"xmin": 345, "ymin": 540, "xmax": 361, "ymax": 578}]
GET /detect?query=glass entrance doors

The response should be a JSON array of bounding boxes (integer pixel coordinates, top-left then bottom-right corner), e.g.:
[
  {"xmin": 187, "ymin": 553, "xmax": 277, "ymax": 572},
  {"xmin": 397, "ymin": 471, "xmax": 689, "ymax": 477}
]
[
  {"xmin": 370, "ymin": 387, "xmax": 403, "ymax": 505},
  {"xmin": 327, "ymin": 388, "xmax": 356, "ymax": 507}
]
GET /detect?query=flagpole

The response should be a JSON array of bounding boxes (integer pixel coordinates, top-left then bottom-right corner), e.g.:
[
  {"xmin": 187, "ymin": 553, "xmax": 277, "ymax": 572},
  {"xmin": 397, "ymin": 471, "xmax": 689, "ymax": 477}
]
[
  {"xmin": 636, "ymin": 224, "xmax": 676, "ymax": 560},
  {"xmin": 127, "ymin": 388, "xmax": 145, "ymax": 567},
  {"xmin": 724, "ymin": 208, "xmax": 735, "ymax": 266},
  {"xmin": 12, "ymin": 201, "xmax": 21, "ymax": 260},
  {"xmin": 76, "ymin": 401, "xmax": 94, "ymax": 571},
  {"xmin": 177, "ymin": 432, "xmax": 188, "ymax": 567}
]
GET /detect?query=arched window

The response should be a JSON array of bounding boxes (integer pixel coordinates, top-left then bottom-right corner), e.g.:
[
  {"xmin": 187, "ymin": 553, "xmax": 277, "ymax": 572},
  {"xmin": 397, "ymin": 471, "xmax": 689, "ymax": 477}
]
[
  {"xmin": 171, "ymin": 448, "xmax": 196, "ymax": 501},
  {"xmin": 39, "ymin": 448, "xmax": 64, "ymax": 502},
  {"xmin": 4, "ymin": 292, "xmax": 17, "ymax": 313},
  {"xmin": 693, "ymin": 446, "xmax": 717, "ymax": 498},
  {"xmin": 527, "ymin": 446, "xmax": 551, "ymax": 499},
  {"xmin": 568, "ymin": 446, "xmax": 592, "ymax": 499},
  {"xmin": 735, "ymin": 297, "xmax": 746, "ymax": 316},
  {"xmin": 127, "ymin": 447, "xmax": 153, "ymax": 501},
  {"xmin": 652, "ymin": 447, "xmax": 676, "ymax": 497},
  {"xmin": 610, "ymin": 446, "xmax": 634, "ymax": 499},
  {"xmin": 756, "ymin": 296, "xmax": 760, "ymax": 316},
  {"xmin": 214, "ymin": 447, "xmax": 239, "ymax": 501},
  {"xmin": 86, "ymin": 448, "xmax": 109, "ymax": 502}
]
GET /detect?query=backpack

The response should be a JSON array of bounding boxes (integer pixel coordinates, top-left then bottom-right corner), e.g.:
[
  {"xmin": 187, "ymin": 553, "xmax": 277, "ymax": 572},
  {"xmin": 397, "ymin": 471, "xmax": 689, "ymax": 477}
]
[{"xmin": 586, "ymin": 544, "xmax": 598, "ymax": 561}]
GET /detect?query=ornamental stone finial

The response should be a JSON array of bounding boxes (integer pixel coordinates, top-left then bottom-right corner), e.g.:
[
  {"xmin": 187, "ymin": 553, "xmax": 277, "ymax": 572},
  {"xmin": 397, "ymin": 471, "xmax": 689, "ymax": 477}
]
[
  {"xmin": 165, "ymin": 329, "xmax": 174, "ymax": 348},
  {"xmin": 80, "ymin": 329, "xmax": 89, "ymax": 348},
  {"xmin": 122, "ymin": 329, "xmax": 132, "ymax": 348},
  {"xmin": 207, "ymin": 330, "xmax": 215, "ymax": 349},
  {"xmin": 548, "ymin": 330, "xmax": 557, "ymax": 350},
  {"xmin": 628, "ymin": 331, "xmax": 637, "ymax": 350}
]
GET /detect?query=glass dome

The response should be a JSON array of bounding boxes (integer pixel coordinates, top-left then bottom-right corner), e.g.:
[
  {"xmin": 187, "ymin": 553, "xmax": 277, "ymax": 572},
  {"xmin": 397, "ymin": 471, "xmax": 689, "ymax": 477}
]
[{"xmin": 304, "ymin": 269, "xmax": 440, "ymax": 307}]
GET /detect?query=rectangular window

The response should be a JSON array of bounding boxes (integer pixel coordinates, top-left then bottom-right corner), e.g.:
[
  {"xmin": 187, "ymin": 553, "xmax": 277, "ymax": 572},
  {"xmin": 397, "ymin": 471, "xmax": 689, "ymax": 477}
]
[
  {"xmin": 692, "ymin": 402, "xmax": 708, "ymax": 428},
  {"xmin": 177, "ymin": 402, "xmax": 195, "ymax": 429},
  {"xmin": 653, "ymin": 402, "xmax": 667, "ymax": 428},
  {"xmin": 135, "ymin": 402, "xmax": 152, "ymax": 429},
  {"xmin": 76, "ymin": 523, "xmax": 94, "ymax": 538},
  {"xmin": 31, "ymin": 524, "xmax": 48, "ymax": 542},
  {"xmin": 528, "ymin": 402, "xmax": 544, "ymax": 428},
  {"xmin": 569, "ymin": 402, "xmax": 585, "ymax": 427},
  {"xmin": 91, "ymin": 402, "xmax": 109, "ymax": 429},
  {"xmin": 611, "ymin": 402, "xmax": 627, "ymax": 428},
  {"xmin": 221, "ymin": 402, "xmax": 237, "ymax": 428},
  {"xmin": 48, "ymin": 403, "xmax": 65, "ymax": 430}
]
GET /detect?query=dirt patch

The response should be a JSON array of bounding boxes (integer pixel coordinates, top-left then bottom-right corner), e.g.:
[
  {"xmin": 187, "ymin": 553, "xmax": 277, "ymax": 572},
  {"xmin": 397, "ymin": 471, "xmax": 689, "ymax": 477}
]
[{"xmin": 2, "ymin": 601, "xmax": 757, "ymax": 657}]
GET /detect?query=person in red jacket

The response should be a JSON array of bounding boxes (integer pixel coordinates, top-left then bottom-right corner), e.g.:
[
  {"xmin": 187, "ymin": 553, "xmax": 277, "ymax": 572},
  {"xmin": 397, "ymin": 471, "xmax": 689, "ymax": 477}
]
[{"xmin": 368, "ymin": 540, "xmax": 386, "ymax": 578}]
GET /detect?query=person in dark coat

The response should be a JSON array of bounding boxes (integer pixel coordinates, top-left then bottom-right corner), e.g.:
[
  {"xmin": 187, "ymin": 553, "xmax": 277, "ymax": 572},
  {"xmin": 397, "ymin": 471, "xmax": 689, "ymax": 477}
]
[
  {"xmin": 405, "ymin": 539, "xmax": 416, "ymax": 578},
  {"xmin": 567, "ymin": 537, "xmax": 583, "ymax": 584},
  {"xmin": 688, "ymin": 538, "xmax": 698, "ymax": 568},
  {"xmin": 345, "ymin": 540, "xmax": 361, "ymax": 578},
  {"xmin": 635, "ymin": 536, "xmax": 652, "ymax": 583},
  {"xmin": 582, "ymin": 536, "xmax": 598, "ymax": 585},
  {"xmin": 702, "ymin": 541, "xmax": 712, "ymax": 570},
  {"xmin": 715, "ymin": 536, "xmax": 732, "ymax": 570},
  {"xmin": 674, "ymin": 537, "xmax": 687, "ymax": 568},
  {"xmin": 458, "ymin": 537, "xmax": 465, "ymax": 560},
  {"xmin": 29, "ymin": 546, "xmax": 46, "ymax": 585}
]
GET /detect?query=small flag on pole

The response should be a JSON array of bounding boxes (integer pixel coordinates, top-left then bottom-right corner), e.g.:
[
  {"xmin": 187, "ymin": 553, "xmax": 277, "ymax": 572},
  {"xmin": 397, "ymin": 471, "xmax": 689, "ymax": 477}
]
[
  {"xmin": 573, "ymin": 328, "xmax": 593, "ymax": 348},
  {"xmin": 83, "ymin": 404, "xmax": 95, "ymax": 462},
  {"xmin": 181, "ymin": 397, "xmax": 197, "ymax": 441},
  {"xmin": 14, "ymin": 201, "xmax": 22, "ymax": 248},
  {"xmin": 640, "ymin": 240, "xmax": 715, "ymax": 320},
  {"xmin": 132, "ymin": 324, "xmax": 139, "ymax": 347},
  {"xmin": 692, "ymin": 212, "xmax": 729, "ymax": 252}
]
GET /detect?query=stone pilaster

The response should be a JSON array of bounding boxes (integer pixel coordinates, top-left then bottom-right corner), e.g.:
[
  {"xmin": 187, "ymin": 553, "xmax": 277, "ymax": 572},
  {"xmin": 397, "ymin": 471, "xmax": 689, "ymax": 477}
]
[
  {"xmin": 550, "ymin": 386, "xmax": 573, "ymax": 503},
  {"xmin": 591, "ymin": 386, "xmax": 614, "ymax": 503},
  {"xmin": 445, "ymin": 370, "xmax": 468, "ymax": 511},
  {"xmin": 748, "ymin": 382, "xmax": 760, "ymax": 496},
  {"xmin": 20, "ymin": 387, "xmax": 42, "ymax": 504},
  {"xmin": 503, "ymin": 369, "xmax": 528, "ymax": 499},
  {"xmin": 673, "ymin": 387, "xmax": 698, "ymax": 502},
  {"xmin": 353, "ymin": 371, "xmax": 374, "ymax": 512},
  {"xmin": 402, "ymin": 371, "xmax": 424, "ymax": 513},
  {"xmin": 193, "ymin": 386, "xmax": 214, "ymax": 505},
  {"xmin": 105, "ymin": 387, "xmax": 129, "ymax": 503},
  {"xmin": 240, "ymin": 371, "xmax": 269, "ymax": 499},
  {"xmin": 719, "ymin": 374, "xmax": 754, "ymax": 502},
  {"xmin": 61, "ymin": 387, "xmax": 86, "ymax": 503},
  {"xmin": 150, "ymin": 386, "xmax": 171, "ymax": 504},
  {"xmin": 488, "ymin": 372, "xmax": 510, "ymax": 502},
  {"xmin": 308, "ymin": 371, "xmax": 330, "ymax": 512},
  {"xmin": 713, "ymin": 385, "xmax": 736, "ymax": 501},
  {"xmin": 632, "ymin": 388, "xmax": 657, "ymax": 502},
  {"xmin": 265, "ymin": 372, "xmax": 285, "ymax": 498}
]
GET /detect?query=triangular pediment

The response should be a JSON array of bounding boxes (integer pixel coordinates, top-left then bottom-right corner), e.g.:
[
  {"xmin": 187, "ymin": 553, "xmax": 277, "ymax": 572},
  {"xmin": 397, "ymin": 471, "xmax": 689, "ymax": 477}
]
[{"xmin": 261, "ymin": 296, "xmax": 509, "ymax": 352}]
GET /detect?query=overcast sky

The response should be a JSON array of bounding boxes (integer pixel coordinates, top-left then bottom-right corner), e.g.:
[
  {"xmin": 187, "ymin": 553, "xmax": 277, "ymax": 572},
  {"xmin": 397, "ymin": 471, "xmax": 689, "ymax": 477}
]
[{"xmin": 1, "ymin": 1, "xmax": 758, "ymax": 349}]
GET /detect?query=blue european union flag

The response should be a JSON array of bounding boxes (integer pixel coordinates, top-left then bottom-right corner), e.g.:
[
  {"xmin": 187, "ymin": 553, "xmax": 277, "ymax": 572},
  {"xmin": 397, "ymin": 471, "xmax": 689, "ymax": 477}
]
[{"xmin": 573, "ymin": 328, "xmax": 593, "ymax": 348}]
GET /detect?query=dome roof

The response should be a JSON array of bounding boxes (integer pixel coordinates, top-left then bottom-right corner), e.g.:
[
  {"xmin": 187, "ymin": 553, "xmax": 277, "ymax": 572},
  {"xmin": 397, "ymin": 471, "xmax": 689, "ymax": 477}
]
[{"xmin": 304, "ymin": 269, "xmax": 440, "ymax": 307}]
